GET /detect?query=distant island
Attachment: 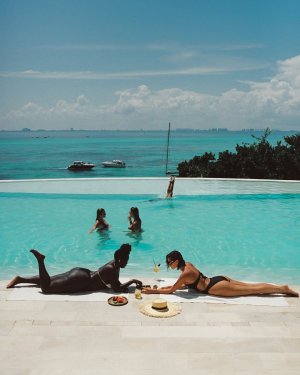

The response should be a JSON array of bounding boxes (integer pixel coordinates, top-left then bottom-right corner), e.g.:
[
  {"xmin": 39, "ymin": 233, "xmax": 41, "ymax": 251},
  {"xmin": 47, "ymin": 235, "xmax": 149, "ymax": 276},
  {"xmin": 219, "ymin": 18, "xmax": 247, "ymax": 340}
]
[{"xmin": 0, "ymin": 127, "xmax": 298, "ymax": 133}]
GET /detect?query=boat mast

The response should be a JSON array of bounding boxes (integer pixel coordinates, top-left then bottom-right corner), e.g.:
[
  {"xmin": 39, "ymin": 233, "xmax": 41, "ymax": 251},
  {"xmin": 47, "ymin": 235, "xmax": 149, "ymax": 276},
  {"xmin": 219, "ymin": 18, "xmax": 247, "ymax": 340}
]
[{"xmin": 166, "ymin": 122, "xmax": 171, "ymax": 175}]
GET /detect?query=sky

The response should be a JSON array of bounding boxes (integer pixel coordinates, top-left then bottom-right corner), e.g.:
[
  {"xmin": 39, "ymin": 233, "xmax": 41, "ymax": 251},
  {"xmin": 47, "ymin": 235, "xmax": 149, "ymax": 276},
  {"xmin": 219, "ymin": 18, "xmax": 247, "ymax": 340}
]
[{"xmin": 1, "ymin": 0, "xmax": 300, "ymax": 131}]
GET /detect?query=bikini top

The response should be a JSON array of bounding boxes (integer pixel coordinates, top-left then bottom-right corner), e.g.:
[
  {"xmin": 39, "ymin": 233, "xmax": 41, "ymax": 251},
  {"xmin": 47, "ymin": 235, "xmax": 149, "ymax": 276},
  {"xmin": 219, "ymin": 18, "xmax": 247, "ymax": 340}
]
[
  {"xmin": 95, "ymin": 270, "xmax": 112, "ymax": 289},
  {"xmin": 97, "ymin": 220, "xmax": 109, "ymax": 229},
  {"xmin": 186, "ymin": 271, "xmax": 207, "ymax": 290}
]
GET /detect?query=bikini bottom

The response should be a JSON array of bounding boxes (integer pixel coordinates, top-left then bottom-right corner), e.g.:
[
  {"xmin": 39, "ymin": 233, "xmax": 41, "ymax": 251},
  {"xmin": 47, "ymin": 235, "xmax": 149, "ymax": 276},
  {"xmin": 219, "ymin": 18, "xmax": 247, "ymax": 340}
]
[{"xmin": 202, "ymin": 275, "xmax": 228, "ymax": 294}]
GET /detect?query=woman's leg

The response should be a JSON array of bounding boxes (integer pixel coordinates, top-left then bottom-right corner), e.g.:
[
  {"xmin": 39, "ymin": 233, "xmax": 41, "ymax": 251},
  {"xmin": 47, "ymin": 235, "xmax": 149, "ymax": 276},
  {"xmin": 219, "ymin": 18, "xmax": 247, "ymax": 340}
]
[
  {"xmin": 208, "ymin": 279, "xmax": 299, "ymax": 297},
  {"xmin": 30, "ymin": 249, "xmax": 52, "ymax": 292},
  {"xmin": 6, "ymin": 249, "xmax": 48, "ymax": 288},
  {"xmin": 6, "ymin": 275, "xmax": 40, "ymax": 288},
  {"xmin": 30, "ymin": 249, "xmax": 92, "ymax": 294}
]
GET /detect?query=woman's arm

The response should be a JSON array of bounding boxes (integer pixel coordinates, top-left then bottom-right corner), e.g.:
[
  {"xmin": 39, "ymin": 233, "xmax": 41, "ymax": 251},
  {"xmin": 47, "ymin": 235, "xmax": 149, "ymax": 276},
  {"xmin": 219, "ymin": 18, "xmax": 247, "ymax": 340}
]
[
  {"xmin": 118, "ymin": 279, "xmax": 143, "ymax": 292},
  {"xmin": 111, "ymin": 278, "xmax": 142, "ymax": 292},
  {"xmin": 142, "ymin": 277, "xmax": 186, "ymax": 294},
  {"xmin": 89, "ymin": 220, "xmax": 99, "ymax": 233},
  {"xmin": 128, "ymin": 220, "xmax": 137, "ymax": 230},
  {"xmin": 160, "ymin": 284, "xmax": 186, "ymax": 290},
  {"xmin": 104, "ymin": 266, "xmax": 142, "ymax": 292}
]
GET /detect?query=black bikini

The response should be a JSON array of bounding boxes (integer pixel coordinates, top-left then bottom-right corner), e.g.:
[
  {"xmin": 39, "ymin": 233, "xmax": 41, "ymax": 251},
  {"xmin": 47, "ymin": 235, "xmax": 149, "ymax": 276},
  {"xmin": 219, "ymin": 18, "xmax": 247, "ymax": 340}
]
[
  {"xmin": 186, "ymin": 271, "xmax": 206, "ymax": 290},
  {"xmin": 187, "ymin": 271, "xmax": 228, "ymax": 294},
  {"xmin": 203, "ymin": 276, "xmax": 228, "ymax": 293}
]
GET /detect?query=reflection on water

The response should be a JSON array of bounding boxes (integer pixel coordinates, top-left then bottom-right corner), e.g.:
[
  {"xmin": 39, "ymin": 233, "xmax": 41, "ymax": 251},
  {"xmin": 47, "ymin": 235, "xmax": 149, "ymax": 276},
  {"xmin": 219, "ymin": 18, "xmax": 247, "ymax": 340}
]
[
  {"xmin": 125, "ymin": 231, "xmax": 143, "ymax": 245},
  {"xmin": 96, "ymin": 230, "xmax": 111, "ymax": 246}
]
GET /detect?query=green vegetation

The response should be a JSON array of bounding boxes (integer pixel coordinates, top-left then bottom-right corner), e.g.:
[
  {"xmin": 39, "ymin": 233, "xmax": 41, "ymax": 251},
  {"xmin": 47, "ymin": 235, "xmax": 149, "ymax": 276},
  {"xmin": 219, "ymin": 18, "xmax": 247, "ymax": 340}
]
[{"xmin": 177, "ymin": 129, "xmax": 300, "ymax": 180}]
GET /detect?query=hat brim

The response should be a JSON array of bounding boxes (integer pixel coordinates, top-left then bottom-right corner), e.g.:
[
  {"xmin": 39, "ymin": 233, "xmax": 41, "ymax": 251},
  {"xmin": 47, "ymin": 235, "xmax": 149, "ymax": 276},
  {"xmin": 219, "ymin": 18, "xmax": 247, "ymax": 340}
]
[{"xmin": 139, "ymin": 300, "xmax": 181, "ymax": 318}]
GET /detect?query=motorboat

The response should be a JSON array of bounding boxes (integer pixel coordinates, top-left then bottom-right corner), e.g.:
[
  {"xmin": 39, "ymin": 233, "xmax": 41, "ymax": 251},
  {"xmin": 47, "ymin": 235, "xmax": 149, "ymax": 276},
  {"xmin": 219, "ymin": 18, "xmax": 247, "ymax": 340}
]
[
  {"xmin": 67, "ymin": 161, "xmax": 95, "ymax": 170},
  {"xmin": 102, "ymin": 160, "xmax": 126, "ymax": 168}
]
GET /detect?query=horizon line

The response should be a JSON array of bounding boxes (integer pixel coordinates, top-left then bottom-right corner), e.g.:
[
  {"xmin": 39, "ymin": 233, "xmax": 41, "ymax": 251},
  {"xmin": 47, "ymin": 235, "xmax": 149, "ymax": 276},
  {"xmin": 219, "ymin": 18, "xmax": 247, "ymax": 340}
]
[{"xmin": 1, "ymin": 128, "xmax": 298, "ymax": 133}]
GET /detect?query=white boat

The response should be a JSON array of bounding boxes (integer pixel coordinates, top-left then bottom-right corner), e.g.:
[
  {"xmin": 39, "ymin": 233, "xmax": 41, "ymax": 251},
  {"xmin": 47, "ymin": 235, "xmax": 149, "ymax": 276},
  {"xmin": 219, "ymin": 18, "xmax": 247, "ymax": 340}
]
[
  {"xmin": 102, "ymin": 160, "xmax": 126, "ymax": 168},
  {"xmin": 68, "ymin": 161, "xmax": 95, "ymax": 170}
]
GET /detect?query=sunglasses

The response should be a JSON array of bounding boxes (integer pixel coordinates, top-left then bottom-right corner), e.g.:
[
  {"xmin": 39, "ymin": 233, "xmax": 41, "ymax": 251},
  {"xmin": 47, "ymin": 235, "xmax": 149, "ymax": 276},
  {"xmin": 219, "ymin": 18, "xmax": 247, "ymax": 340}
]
[{"xmin": 167, "ymin": 259, "xmax": 176, "ymax": 266}]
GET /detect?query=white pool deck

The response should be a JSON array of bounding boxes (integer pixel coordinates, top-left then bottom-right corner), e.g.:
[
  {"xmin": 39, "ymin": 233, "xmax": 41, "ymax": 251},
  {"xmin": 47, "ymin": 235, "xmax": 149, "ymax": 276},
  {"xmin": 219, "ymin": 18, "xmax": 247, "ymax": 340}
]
[
  {"xmin": 1, "ymin": 279, "xmax": 300, "ymax": 375},
  {"xmin": 1, "ymin": 176, "xmax": 300, "ymax": 195},
  {"xmin": 1, "ymin": 178, "xmax": 300, "ymax": 374}
]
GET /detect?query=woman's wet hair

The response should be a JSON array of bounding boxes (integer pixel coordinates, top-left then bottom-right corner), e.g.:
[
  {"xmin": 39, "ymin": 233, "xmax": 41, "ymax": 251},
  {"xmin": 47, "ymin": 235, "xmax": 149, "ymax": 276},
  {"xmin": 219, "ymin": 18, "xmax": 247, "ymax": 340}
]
[
  {"xmin": 96, "ymin": 208, "xmax": 106, "ymax": 219},
  {"xmin": 166, "ymin": 250, "xmax": 185, "ymax": 270},
  {"xmin": 130, "ymin": 207, "xmax": 140, "ymax": 219},
  {"xmin": 114, "ymin": 243, "xmax": 131, "ymax": 261}
]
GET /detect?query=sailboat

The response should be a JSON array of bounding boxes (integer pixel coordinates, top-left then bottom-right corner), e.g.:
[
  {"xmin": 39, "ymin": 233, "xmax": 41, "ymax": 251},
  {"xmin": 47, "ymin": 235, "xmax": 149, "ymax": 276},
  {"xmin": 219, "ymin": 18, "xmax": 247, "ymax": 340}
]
[{"xmin": 165, "ymin": 122, "xmax": 177, "ymax": 175}]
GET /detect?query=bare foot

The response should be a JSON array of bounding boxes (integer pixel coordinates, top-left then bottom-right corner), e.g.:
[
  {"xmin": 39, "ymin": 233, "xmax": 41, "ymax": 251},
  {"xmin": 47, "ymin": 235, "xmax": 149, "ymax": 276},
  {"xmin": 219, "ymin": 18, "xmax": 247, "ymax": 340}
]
[
  {"xmin": 283, "ymin": 285, "xmax": 299, "ymax": 297},
  {"xmin": 30, "ymin": 249, "xmax": 45, "ymax": 261},
  {"xmin": 6, "ymin": 276, "xmax": 21, "ymax": 288}
]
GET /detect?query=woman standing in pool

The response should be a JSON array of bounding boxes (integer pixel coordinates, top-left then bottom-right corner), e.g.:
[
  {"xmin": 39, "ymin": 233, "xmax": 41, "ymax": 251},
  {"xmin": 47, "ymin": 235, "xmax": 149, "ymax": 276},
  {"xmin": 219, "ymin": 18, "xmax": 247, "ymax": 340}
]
[
  {"xmin": 128, "ymin": 207, "xmax": 142, "ymax": 233},
  {"xmin": 7, "ymin": 244, "xmax": 142, "ymax": 294},
  {"xmin": 89, "ymin": 208, "xmax": 110, "ymax": 233},
  {"xmin": 142, "ymin": 250, "xmax": 299, "ymax": 297}
]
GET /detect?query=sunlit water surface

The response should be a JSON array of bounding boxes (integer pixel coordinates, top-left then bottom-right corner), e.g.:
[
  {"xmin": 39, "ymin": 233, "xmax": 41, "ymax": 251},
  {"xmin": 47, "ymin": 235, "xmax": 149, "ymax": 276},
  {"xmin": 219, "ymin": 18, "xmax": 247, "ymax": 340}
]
[{"xmin": 1, "ymin": 192, "xmax": 299, "ymax": 284}]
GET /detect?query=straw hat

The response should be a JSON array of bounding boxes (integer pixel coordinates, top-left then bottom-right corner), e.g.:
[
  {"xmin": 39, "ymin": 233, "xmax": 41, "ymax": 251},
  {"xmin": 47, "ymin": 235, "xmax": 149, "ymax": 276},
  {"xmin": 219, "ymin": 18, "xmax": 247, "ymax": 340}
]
[{"xmin": 139, "ymin": 298, "xmax": 181, "ymax": 318}]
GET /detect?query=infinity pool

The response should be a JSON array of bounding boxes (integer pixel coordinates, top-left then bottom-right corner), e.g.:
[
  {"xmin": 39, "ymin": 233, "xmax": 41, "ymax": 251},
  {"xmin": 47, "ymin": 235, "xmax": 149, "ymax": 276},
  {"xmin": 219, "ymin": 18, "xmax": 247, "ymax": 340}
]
[{"xmin": 1, "ymin": 191, "xmax": 300, "ymax": 283}]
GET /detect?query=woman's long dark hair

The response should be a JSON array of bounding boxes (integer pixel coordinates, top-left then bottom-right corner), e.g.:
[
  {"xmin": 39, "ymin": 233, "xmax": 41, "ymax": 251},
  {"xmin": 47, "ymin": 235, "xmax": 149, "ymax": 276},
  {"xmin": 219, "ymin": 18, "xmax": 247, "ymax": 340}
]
[
  {"xmin": 166, "ymin": 250, "xmax": 185, "ymax": 270},
  {"xmin": 131, "ymin": 207, "xmax": 140, "ymax": 220},
  {"xmin": 114, "ymin": 243, "xmax": 131, "ymax": 262},
  {"xmin": 96, "ymin": 208, "xmax": 106, "ymax": 220}
]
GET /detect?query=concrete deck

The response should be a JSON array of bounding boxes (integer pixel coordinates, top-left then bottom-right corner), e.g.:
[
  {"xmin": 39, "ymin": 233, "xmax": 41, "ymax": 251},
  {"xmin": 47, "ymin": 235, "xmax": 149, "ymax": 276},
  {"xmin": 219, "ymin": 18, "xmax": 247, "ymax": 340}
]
[
  {"xmin": 1, "ymin": 280, "xmax": 300, "ymax": 375},
  {"xmin": 1, "ymin": 177, "xmax": 300, "ymax": 195}
]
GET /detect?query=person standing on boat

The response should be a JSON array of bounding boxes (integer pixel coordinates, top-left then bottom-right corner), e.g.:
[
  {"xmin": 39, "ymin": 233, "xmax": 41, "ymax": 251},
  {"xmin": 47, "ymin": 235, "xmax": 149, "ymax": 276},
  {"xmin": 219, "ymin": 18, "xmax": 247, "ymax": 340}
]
[
  {"xmin": 166, "ymin": 176, "xmax": 175, "ymax": 198},
  {"xmin": 128, "ymin": 207, "xmax": 142, "ymax": 232},
  {"xmin": 89, "ymin": 208, "xmax": 110, "ymax": 233}
]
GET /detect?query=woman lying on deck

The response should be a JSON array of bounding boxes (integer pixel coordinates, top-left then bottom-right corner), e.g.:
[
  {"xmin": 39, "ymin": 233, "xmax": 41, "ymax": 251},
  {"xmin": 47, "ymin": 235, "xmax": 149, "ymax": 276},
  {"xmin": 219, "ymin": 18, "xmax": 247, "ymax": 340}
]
[
  {"xmin": 142, "ymin": 250, "xmax": 299, "ymax": 297},
  {"xmin": 7, "ymin": 244, "xmax": 142, "ymax": 294}
]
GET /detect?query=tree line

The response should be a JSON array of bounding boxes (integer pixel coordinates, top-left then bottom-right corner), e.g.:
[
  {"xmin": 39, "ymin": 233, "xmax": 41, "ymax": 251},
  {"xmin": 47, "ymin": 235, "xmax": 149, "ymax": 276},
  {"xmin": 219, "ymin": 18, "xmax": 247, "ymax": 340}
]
[{"xmin": 177, "ymin": 129, "xmax": 300, "ymax": 180}]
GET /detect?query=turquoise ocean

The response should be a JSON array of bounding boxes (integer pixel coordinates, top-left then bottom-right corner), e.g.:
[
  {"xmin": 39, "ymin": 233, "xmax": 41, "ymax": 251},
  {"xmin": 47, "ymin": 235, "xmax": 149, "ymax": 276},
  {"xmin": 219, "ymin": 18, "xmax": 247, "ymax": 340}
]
[{"xmin": 0, "ymin": 129, "xmax": 296, "ymax": 180}]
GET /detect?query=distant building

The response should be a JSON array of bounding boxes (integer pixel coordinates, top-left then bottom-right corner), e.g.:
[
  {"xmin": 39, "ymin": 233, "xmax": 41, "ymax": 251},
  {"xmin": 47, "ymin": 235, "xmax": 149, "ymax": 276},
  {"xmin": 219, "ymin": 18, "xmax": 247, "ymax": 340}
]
[
  {"xmin": 209, "ymin": 128, "xmax": 228, "ymax": 132},
  {"xmin": 176, "ymin": 128, "xmax": 195, "ymax": 132}
]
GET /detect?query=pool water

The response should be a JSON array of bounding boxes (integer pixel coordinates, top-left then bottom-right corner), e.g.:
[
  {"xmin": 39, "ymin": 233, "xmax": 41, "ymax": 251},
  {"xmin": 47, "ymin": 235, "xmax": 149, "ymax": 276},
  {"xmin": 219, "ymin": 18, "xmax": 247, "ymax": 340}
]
[{"xmin": 1, "ymin": 192, "xmax": 300, "ymax": 283}]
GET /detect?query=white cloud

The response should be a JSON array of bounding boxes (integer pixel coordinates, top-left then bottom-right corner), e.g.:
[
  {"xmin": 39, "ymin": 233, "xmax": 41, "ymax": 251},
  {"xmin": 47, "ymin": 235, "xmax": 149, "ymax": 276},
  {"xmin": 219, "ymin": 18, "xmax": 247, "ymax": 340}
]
[
  {"xmin": 108, "ymin": 56, "xmax": 300, "ymax": 127},
  {"xmin": 50, "ymin": 95, "xmax": 90, "ymax": 116},
  {"xmin": 0, "ymin": 59, "xmax": 267, "ymax": 80},
  {"xmin": 4, "ymin": 95, "xmax": 92, "ymax": 121},
  {"xmin": 4, "ymin": 102, "xmax": 46, "ymax": 120},
  {"xmin": 2, "ymin": 55, "xmax": 300, "ymax": 130},
  {"xmin": 37, "ymin": 42, "xmax": 264, "ymax": 52}
]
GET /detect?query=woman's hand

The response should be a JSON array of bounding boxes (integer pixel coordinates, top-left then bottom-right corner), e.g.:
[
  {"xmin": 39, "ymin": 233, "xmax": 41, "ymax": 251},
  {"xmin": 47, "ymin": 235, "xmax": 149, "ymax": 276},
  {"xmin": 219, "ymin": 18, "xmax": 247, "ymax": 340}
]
[{"xmin": 134, "ymin": 280, "xmax": 143, "ymax": 288}]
